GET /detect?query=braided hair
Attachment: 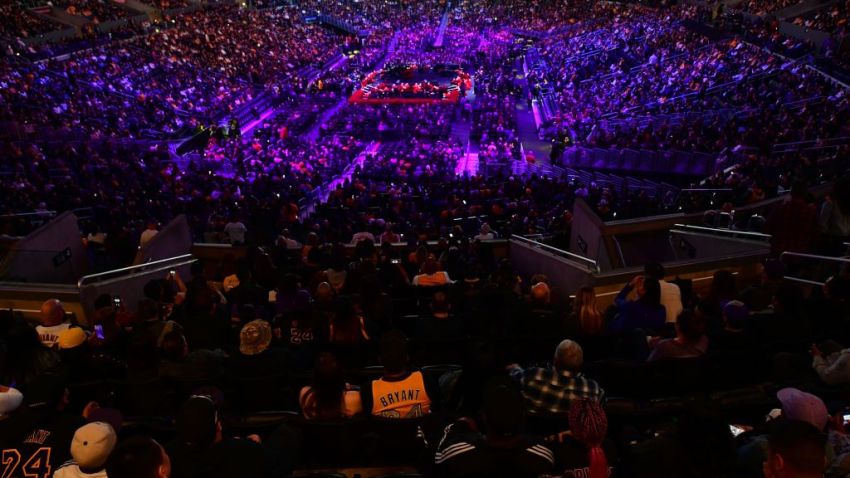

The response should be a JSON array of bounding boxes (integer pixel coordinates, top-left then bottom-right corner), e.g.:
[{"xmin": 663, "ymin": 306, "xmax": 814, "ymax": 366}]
[{"xmin": 568, "ymin": 399, "xmax": 609, "ymax": 478}]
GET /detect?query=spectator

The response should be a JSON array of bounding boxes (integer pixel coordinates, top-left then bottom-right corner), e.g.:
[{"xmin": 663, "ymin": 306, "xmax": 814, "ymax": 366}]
[
  {"xmin": 709, "ymin": 300, "xmax": 753, "ymax": 353},
  {"xmin": 54, "ymin": 421, "xmax": 118, "ymax": 478},
  {"xmin": 166, "ymin": 395, "xmax": 273, "ymax": 478},
  {"xmin": 223, "ymin": 216, "xmax": 247, "ymax": 245},
  {"xmin": 412, "ymin": 258, "xmax": 453, "ymax": 286},
  {"xmin": 610, "ymin": 276, "xmax": 666, "ymax": 333},
  {"xmin": 766, "ymin": 180, "xmax": 817, "ymax": 256},
  {"xmin": 763, "ymin": 420, "xmax": 827, "ymax": 478},
  {"xmin": 299, "ymin": 352, "xmax": 362, "ymax": 419},
  {"xmin": 509, "ymin": 339, "xmax": 605, "ymax": 414},
  {"xmin": 647, "ymin": 310, "xmax": 708, "ymax": 361},
  {"xmin": 474, "ymin": 223, "xmax": 495, "ymax": 241},
  {"xmin": 140, "ymin": 221, "xmax": 159, "ymax": 248},
  {"xmin": 36, "ymin": 299, "xmax": 72, "ymax": 348},
  {"xmin": 158, "ymin": 330, "xmax": 227, "ymax": 382},
  {"xmin": 106, "ymin": 436, "xmax": 171, "ymax": 478},
  {"xmin": 548, "ymin": 399, "xmax": 615, "ymax": 478},
  {"xmin": 1, "ymin": 374, "xmax": 85, "ymax": 475},
  {"xmin": 811, "ymin": 340, "xmax": 850, "ymax": 385},
  {"xmin": 567, "ymin": 286, "xmax": 604, "ymax": 336},
  {"xmin": 434, "ymin": 385, "xmax": 555, "ymax": 477},
  {"xmin": 225, "ymin": 319, "xmax": 289, "ymax": 378},
  {"xmin": 328, "ymin": 297, "xmax": 370, "ymax": 344},
  {"xmin": 645, "ymin": 263, "xmax": 682, "ymax": 324},
  {"xmin": 361, "ymin": 331, "xmax": 440, "ymax": 418},
  {"xmin": 0, "ymin": 385, "xmax": 23, "ymax": 422}
]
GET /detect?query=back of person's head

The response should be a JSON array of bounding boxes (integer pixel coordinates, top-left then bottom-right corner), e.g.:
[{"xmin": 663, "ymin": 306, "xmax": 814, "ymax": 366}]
[
  {"xmin": 380, "ymin": 330, "xmax": 409, "ymax": 375},
  {"xmin": 568, "ymin": 400, "xmax": 608, "ymax": 478},
  {"xmin": 530, "ymin": 282, "xmax": 551, "ymax": 305},
  {"xmin": 553, "ymin": 339, "xmax": 583, "ymax": 373},
  {"xmin": 644, "ymin": 262, "xmax": 665, "ymax": 281},
  {"xmin": 431, "ymin": 291, "xmax": 451, "ymax": 316},
  {"xmin": 160, "ymin": 330, "xmax": 188, "ymax": 362},
  {"xmin": 710, "ymin": 270, "xmax": 737, "ymax": 300},
  {"xmin": 71, "ymin": 421, "xmax": 117, "ymax": 470},
  {"xmin": 307, "ymin": 352, "xmax": 346, "ymax": 420},
  {"xmin": 765, "ymin": 420, "xmax": 826, "ymax": 478},
  {"xmin": 483, "ymin": 385, "xmax": 524, "ymax": 438},
  {"xmin": 640, "ymin": 278, "xmax": 661, "ymax": 307},
  {"xmin": 675, "ymin": 310, "xmax": 705, "ymax": 343},
  {"xmin": 137, "ymin": 298, "xmax": 160, "ymax": 323},
  {"xmin": 575, "ymin": 286, "xmax": 602, "ymax": 334},
  {"xmin": 421, "ymin": 259, "xmax": 439, "ymax": 275},
  {"xmin": 39, "ymin": 298, "xmax": 65, "ymax": 326},
  {"xmin": 106, "ymin": 436, "xmax": 170, "ymax": 478},
  {"xmin": 176, "ymin": 395, "xmax": 219, "ymax": 449}
]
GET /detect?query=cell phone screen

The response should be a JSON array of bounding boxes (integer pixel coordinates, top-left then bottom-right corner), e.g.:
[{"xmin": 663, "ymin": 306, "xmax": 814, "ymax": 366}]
[
  {"xmin": 729, "ymin": 425, "xmax": 745, "ymax": 437},
  {"xmin": 94, "ymin": 325, "xmax": 104, "ymax": 340}
]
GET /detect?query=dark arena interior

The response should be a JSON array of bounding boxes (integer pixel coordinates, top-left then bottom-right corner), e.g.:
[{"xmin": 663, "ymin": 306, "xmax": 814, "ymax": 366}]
[{"xmin": 2, "ymin": 0, "xmax": 850, "ymax": 477}]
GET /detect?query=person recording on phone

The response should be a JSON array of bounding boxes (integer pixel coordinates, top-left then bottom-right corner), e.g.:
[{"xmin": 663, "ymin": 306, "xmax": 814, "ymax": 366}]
[{"xmin": 609, "ymin": 275, "xmax": 666, "ymax": 334}]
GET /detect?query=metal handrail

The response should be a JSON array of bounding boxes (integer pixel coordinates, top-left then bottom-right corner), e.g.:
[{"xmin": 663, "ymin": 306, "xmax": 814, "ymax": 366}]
[
  {"xmin": 671, "ymin": 224, "xmax": 772, "ymax": 241},
  {"xmin": 779, "ymin": 251, "xmax": 850, "ymax": 287},
  {"xmin": 679, "ymin": 188, "xmax": 734, "ymax": 193},
  {"xmin": 77, "ymin": 254, "xmax": 194, "ymax": 288},
  {"xmin": 779, "ymin": 251, "xmax": 850, "ymax": 264},
  {"xmin": 510, "ymin": 235, "xmax": 599, "ymax": 273}
]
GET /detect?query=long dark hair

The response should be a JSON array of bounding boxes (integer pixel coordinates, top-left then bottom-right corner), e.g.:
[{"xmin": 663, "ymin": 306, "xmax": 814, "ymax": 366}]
[
  {"xmin": 303, "ymin": 352, "xmax": 346, "ymax": 420},
  {"xmin": 330, "ymin": 297, "xmax": 362, "ymax": 344},
  {"xmin": 639, "ymin": 278, "xmax": 662, "ymax": 308}
]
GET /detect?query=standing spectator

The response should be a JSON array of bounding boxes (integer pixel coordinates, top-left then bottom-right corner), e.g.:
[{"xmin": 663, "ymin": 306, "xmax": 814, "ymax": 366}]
[
  {"xmin": 767, "ymin": 181, "xmax": 817, "ymax": 256},
  {"xmin": 508, "ymin": 339, "xmax": 605, "ymax": 414},
  {"xmin": 645, "ymin": 263, "xmax": 682, "ymax": 324}
]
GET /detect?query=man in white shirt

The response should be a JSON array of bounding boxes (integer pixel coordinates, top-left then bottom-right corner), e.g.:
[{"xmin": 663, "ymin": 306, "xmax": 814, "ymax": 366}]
[
  {"xmin": 36, "ymin": 299, "xmax": 72, "ymax": 348},
  {"xmin": 811, "ymin": 341, "xmax": 850, "ymax": 385},
  {"xmin": 474, "ymin": 223, "xmax": 495, "ymax": 241},
  {"xmin": 645, "ymin": 263, "xmax": 683, "ymax": 323}
]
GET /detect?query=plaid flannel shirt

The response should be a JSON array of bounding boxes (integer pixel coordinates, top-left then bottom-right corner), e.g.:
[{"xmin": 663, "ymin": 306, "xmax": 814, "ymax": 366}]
[{"xmin": 509, "ymin": 366, "xmax": 605, "ymax": 414}]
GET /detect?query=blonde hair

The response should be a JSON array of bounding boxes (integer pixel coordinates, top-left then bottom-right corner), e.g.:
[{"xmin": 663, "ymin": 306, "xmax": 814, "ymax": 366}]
[{"xmin": 575, "ymin": 287, "xmax": 603, "ymax": 335}]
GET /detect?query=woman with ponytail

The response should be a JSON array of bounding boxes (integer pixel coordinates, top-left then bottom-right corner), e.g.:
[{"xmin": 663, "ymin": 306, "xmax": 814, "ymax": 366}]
[{"xmin": 548, "ymin": 399, "xmax": 614, "ymax": 478}]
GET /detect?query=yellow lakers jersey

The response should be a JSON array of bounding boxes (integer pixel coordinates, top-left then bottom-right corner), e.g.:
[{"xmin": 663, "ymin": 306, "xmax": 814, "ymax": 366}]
[{"xmin": 371, "ymin": 371, "xmax": 431, "ymax": 418}]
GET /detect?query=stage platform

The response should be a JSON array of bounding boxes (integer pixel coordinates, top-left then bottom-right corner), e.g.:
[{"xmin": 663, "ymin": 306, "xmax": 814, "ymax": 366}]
[{"xmin": 350, "ymin": 63, "xmax": 471, "ymax": 105}]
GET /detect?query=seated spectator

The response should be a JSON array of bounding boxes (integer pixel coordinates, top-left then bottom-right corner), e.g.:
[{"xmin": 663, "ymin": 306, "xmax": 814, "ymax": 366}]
[
  {"xmin": 811, "ymin": 340, "xmax": 850, "ymax": 385},
  {"xmin": 474, "ymin": 223, "xmax": 495, "ymax": 241},
  {"xmin": 107, "ymin": 436, "xmax": 171, "ymax": 478},
  {"xmin": 647, "ymin": 310, "xmax": 708, "ymax": 361},
  {"xmin": 225, "ymin": 320, "xmax": 290, "ymax": 378},
  {"xmin": 566, "ymin": 286, "xmax": 604, "ymax": 336},
  {"xmin": 1, "ymin": 374, "xmax": 85, "ymax": 474},
  {"xmin": 412, "ymin": 258, "xmax": 453, "ymax": 286},
  {"xmin": 416, "ymin": 291, "xmax": 464, "ymax": 340},
  {"xmin": 299, "ymin": 352, "xmax": 362, "ymax": 419},
  {"xmin": 361, "ymin": 331, "xmax": 440, "ymax": 419},
  {"xmin": 763, "ymin": 420, "xmax": 827, "ymax": 478},
  {"xmin": 158, "ymin": 330, "xmax": 227, "ymax": 382},
  {"xmin": 54, "ymin": 421, "xmax": 118, "ymax": 478},
  {"xmin": 709, "ymin": 300, "xmax": 753, "ymax": 353},
  {"xmin": 741, "ymin": 260, "xmax": 786, "ymax": 312},
  {"xmin": 434, "ymin": 385, "xmax": 555, "ymax": 477},
  {"xmin": 329, "ymin": 297, "xmax": 370, "ymax": 344},
  {"xmin": 1, "ymin": 324, "xmax": 61, "ymax": 387},
  {"xmin": 548, "ymin": 399, "xmax": 615, "ymax": 478},
  {"xmin": 167, "ymin": 395, "xmax": 273, "ymax": 478},
  {"xmin": 610, "ymin": 276, "xmax": 666, "ymax": 333},
  {"xmin": 509, "ymin": 339, "xmax": 605, "ymax": 414},
  {"xmin": 37, "ymin": 299, "xmax": 73, "ymax": 348},
  {"xmin": 645, "ymin": 263, "xmax": 682, "ymax": 324}
]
